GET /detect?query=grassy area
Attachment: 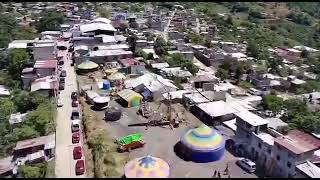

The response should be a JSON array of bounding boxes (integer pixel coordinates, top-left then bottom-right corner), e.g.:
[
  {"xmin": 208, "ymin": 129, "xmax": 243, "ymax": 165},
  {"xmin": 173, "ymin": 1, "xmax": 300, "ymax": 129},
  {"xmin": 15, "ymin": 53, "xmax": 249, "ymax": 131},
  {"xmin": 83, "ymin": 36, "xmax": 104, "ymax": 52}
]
[
  {"xmin": 81, "ymin": 98, "xmax": 129, "ymax": 178},
  {"xmin": 45, "ymin": 160, "xmax": 56, "ymax": 178},
  {"xmin": 238, "ymin": 81, "xmax": 254, "ymax": 89}
]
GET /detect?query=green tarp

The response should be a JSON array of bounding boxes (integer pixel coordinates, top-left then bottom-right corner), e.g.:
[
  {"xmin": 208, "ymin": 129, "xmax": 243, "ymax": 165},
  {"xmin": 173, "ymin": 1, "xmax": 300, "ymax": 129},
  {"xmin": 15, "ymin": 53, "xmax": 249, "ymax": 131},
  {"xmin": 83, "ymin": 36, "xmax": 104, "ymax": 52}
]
[{"xmin": 118, "ymin": 133, "xmax": 143, "ymax": 145}]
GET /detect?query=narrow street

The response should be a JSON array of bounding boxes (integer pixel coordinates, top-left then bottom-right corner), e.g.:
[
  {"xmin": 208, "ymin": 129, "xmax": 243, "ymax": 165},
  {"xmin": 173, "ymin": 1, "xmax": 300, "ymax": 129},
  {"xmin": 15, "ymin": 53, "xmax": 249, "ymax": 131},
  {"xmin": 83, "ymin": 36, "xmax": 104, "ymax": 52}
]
[
  {"xmin": 55, "ymin": 48, "xmax": 86, "ymax": 178},
  {"xmin": 161, "ymin": 8, "xmax": 176, "ymax": 41}
]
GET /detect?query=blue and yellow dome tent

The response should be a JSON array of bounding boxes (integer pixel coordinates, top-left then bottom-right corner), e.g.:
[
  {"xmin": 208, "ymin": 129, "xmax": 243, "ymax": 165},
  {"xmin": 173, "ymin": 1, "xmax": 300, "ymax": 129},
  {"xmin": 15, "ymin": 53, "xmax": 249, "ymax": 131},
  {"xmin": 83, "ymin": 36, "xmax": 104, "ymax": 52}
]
[{"xmin": 180, "ymin": 124, "xmax": 225, "ymax": 163}]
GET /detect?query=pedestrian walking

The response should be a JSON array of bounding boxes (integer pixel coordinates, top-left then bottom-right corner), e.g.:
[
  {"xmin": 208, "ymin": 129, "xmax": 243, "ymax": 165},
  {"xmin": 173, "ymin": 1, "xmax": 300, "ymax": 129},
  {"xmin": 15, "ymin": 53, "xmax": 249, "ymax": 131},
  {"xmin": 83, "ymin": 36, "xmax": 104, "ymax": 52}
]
[
  {"xmin": 213, "ymin": 170, "xmax": 217, "ymax": 178},
  {"xmin": 224, "ymin": 164, "xmax": 229, "ymax": 175},
  {"xmin": 217, "ymin": 171, "xmax": 221, "ymax": 178},
  {"xmin": 228, "ymin": 175, "xmax": 231, "ymax": 178}
]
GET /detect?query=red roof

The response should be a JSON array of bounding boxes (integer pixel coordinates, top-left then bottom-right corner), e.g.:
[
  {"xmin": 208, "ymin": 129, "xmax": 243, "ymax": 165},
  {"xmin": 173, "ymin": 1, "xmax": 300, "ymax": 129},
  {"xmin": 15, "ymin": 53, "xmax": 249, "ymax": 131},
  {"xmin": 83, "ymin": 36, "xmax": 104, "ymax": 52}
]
[
  {"xmin": 274, "ymin": 130, "xmax": 320, "ymax": 155},
  {"xmin": 34, "ymin": 60, "xmax": 57, "ymax": 69},
  {"xmin": 119, "ymin": 58, "xmax": 145, "ymax": 67}
]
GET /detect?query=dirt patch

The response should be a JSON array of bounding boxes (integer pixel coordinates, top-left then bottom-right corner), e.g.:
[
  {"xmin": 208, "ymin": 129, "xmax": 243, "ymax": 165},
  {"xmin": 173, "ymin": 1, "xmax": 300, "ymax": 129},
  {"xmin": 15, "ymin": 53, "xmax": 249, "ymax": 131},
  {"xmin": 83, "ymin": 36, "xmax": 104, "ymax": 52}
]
[{"xmin": 80, "ymin": 98, "xmax": 129, "ymax": 178}]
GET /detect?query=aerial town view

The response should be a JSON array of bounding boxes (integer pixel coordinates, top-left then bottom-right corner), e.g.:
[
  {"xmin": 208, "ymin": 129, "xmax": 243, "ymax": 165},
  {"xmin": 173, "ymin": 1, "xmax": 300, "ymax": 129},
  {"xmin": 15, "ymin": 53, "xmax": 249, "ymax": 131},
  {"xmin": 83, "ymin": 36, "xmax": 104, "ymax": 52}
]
[{"xmin": 0, "ymin": 2, "xmax": 320, "ymax": 178}]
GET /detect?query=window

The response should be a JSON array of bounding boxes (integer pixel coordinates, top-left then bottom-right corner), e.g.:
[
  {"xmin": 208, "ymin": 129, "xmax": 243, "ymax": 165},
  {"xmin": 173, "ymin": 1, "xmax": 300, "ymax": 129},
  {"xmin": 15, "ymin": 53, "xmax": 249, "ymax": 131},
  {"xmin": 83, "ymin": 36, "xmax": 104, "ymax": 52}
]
[
  {"xmin": 246, "ymin": 123, "xmax": 252, "ymax": 129},
  {"xmin": 268, "ymin": 148, "xmax": 271, "ymax": 154},
  {"xmin": 258, "ymin": 143, "xmax": 262, "ymax": 148},
  {"xmin": 287, "ymin": 161, "xmax": 291, "ymax": 168},
  {"xmin": 276, "ymin": 155, "xmax": 280, "ymax": 161}
]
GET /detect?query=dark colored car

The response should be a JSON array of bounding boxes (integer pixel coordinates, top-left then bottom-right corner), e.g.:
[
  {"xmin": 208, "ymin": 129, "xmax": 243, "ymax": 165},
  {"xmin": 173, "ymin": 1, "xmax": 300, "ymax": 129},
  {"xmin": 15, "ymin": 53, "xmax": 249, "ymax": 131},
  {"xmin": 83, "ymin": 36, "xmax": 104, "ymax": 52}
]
[
  {"xmin": 58, "ymin": 60, "xmax": 64, "ymax": 65},
  {"xmin": 71, "ymin": 92, "xmax": 78, "ymax": 100},
  {"xmin": 71, "ymin": 109, "xmax": 80, "ymax": 120},
  {"xmin": 60, "ymin": 70, "xmax": 67, "ymax": 77},
  {"xmin": 60, "ymin": 77, "xmax": 65, "ymax": 83},
  {"xmin": 72, "ymin": 100, "xmax": 79, "ymax": 107},
  {"xmin": 59, "ymin": 83, "xmax": 65, "ymax": 90},
  {"xmin": 72, "ymin": 132, "xmax": 80, "ymax": 144},
  {"xmin": 75, "ymin": 160, "xmax": 85, "ymax": 175},
  {"xmin": 73, "ymin": 146, "xmax": 82, "ymax": 160}
]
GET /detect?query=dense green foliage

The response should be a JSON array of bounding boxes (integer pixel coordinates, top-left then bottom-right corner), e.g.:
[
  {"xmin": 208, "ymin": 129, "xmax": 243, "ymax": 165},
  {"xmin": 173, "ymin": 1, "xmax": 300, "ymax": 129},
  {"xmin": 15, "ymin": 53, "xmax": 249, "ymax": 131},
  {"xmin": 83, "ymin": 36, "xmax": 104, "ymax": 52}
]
[
  {"xmin": 164, "ymin": 53, "xmax": 199, "ymax": 75},
  {"xmin": 19, "ymin": 162, "xmax": 47, "ymax": 178},
  {"xmin": 7, "ymin": 49, "xmax": 30, "ymax": 80},
  {"xmin": 260, "ymin": 95, "xmax": 320, "ymax": 133},
  {"xmin": 36, "ymin": 11, "xmax": 65, "ymax": 32},
  {"xmin": 97, "ymin": 7, "xmax": 112, "ymax": 18}
]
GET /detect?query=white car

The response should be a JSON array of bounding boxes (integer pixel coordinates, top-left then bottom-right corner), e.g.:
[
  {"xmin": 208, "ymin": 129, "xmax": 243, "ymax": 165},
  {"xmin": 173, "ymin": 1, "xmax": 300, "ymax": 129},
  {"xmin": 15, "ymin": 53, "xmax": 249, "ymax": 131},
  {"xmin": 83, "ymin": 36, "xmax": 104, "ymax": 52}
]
[
  {"xmin": 236, "ymin": 158, "xmax": 256, "ymax": 173},
  {"xmin": 57, "ymin": 99, "xmax": 63, "ymax": 107}
]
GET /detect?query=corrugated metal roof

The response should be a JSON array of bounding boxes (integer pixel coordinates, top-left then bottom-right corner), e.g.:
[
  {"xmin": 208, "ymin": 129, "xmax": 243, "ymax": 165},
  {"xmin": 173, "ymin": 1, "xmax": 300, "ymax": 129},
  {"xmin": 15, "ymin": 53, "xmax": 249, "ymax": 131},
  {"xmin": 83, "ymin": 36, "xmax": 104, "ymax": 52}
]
[
  {"xmin": 80, "ymin": 22, "xmax": 116, "ymax": 33},
  {"xmin": 117, "ymin": 89, "xmax": 142, "ymax": 101},
  {"xmin": 275, "ymin": 130, "xmax": 320, "ymax": 155},
  {"xmin": 34, "ymin": 60, "xmax": 57, "ymax": 69},
  {"xmin": 89, "ymin": 49, "xmax": 132, "ymax": 57},
  {"xmin": 14, "ymin": 134, "xmax": 55, "ymax": 151}
]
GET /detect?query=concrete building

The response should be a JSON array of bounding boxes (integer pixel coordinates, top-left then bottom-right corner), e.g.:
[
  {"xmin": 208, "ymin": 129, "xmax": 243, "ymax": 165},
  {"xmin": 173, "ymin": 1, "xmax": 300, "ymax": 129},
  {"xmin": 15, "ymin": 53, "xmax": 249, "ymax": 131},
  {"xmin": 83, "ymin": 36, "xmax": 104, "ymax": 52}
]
[
  {"xmin": 271, "ymin": 130, "xmax": 320, "ymax": 178},
  {"xmin": 192, "ymin": 101, "xmax": 238, "ymax": 126},
  {"xmin": 33, "ymin": 41, "xmax": 56, "ymax": 61}
]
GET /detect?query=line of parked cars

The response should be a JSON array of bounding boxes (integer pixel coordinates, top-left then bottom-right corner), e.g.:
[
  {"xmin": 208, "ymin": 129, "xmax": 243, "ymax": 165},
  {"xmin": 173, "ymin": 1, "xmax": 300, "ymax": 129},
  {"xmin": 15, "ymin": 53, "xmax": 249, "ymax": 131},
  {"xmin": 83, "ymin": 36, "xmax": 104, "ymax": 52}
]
[
  {"xmin": 70, "ymin": 91, "xmax": 85, "ymax": 176},
  {"xmin": 71, "ymin": 92, "xmax": 85, "ymax": 175}
]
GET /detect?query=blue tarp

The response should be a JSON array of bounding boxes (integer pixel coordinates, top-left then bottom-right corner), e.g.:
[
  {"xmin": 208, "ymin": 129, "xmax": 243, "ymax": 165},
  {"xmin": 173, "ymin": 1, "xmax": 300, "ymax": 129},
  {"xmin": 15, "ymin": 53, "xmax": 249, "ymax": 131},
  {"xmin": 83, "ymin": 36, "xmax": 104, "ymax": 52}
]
[{"xmin": 141, "ymin": 90, "xmax": 152, "ymax": 100}]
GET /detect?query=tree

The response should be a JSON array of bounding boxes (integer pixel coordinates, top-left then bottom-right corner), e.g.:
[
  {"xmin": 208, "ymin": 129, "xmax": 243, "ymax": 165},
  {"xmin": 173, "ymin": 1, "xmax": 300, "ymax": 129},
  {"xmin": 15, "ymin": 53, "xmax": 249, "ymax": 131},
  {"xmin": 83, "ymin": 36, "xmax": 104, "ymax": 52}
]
[
  {"xmin": 7, "ymin": 49, "xmax": 29, "ymax": 80},
  {"xmin": 261, "ymin": 95, "xmax": 284, "ymax": 112},
  {"xmin": 127, "ymin": 34, "xmax": 137, "ymax": 53},
  {"xmin": 215, "ymin": 68, "xmax": 229, "ymax": 80},
  {"xmin": 25, "ymin": 102, "xmax": 55, "ymax": 136},
  {"xmin": 19, "ymin": 164, "xmax": 46, "ymax": 178},
  {"xmin": 226, "ymin": 15, "xmax": 233, "ymax": 25},
  {"xmin": 97, "ymin": 7, "xmax": 112, "ymax": 18},
  {"xmin": 301, "ymin": 50, "xmax": 309, "ymax": 58},
  {"xmin": 154, "ymin": 37, "xmax": 168, "ymax": 56},
  {"xmin": 12, "ymin": 91, "xmax": 47, "ymax": 113},
  {"xmin": 36, "ymin": 11, "xmax": 65, "ymax": 32},
  {"xmin": 13, "ymin": 125, "xmax": 40, "ymax": 141}
]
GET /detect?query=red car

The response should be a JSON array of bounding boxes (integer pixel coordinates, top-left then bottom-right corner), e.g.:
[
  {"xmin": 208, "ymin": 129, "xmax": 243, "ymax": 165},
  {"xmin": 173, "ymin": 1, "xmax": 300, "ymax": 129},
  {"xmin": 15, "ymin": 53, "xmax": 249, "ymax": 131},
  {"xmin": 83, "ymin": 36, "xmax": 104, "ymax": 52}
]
[
  {"xmin": 75, "ymin": 160, "xmax": 85, "ymax": 175},
  {"xmin": 72, "ymin": 132, "xmax": 80, "ymax": 144},
  {"xmin": 72, "ymin": 100, "xmax": 79, "ymax": 107},
  {"xmin": 73, "ymin": 146, "xmax": 82, "ymax": 160}
]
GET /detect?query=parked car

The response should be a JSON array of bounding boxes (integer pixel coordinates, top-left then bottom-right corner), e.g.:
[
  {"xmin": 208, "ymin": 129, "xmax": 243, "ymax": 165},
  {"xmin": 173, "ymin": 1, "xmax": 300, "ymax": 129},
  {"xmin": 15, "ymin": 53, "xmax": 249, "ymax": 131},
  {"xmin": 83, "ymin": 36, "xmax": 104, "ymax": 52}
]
[
  {"xmin": 71, "ymin": 109, "xmax": 80, "ymax": 120},
  {"xmin": 75, "ymin": 160, "xmax": 85, "ymax": 175},
  {"xmin": 72, "ymin": 100, "xmax": 79, "ymax": 107},
  {"xmin": 71, "ymin": 92, "xmax": 78, "ymax": 100},
  {"xmin": 236, "ymin": 158, "xmax": 256, "ymax": 173},
  {"xmin": 60, "ymin": 77, "xmax": 65, "ymax": 83},
  {"xmin": 72, "ymin": 132, "xmax": 80, "ymax": 144},
  {"xmin": 71, "ymin": 120, "xmax": 81, "ymax": 132},
  {"xmin": 60, "ymin": 70, "xmax": 67, "ymax": 77},
  {"xmin": 58, "ymin": 60, "xmax": 64, "ymax": 65},
  {"xmin": 59, "ymin": 83, "xmax": 65, "ymax": 90},
  {"xmin": 73, "ymin": 146, "xmax": 82, "ymax": 160},
  {"xmin": 58, "ymin": 65, "xmax": 63, "ymax": 71},
  {"xmin": 116, "ymin": 133, "xmax": 146, "ymax": 152},
  {"xmin": 57, "ymin": 99, "xmax": 63, "ymax": 107}
]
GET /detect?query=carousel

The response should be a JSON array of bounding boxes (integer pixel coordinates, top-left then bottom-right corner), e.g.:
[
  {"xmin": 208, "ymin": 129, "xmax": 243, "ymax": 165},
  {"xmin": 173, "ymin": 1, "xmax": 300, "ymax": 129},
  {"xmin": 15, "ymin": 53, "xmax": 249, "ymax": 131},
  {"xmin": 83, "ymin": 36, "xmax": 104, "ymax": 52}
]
[
  {"xmin": 124, "ymin": 155, "xmax": 170, "ymax": 178},
  {"xmin": 179, "ymin": 124, "xmax": 225, "ymax": 163}
]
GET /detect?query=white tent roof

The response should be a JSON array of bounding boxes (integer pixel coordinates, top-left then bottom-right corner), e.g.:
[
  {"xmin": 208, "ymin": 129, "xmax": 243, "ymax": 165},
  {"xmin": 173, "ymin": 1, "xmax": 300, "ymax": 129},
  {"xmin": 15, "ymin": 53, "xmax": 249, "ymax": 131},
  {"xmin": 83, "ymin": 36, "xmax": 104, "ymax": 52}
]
[
  {"xmin": 80, "ymin": 22, "xmax": 116, "ymax": 33},
  {"xmin": 92, "ymin": 17, "xmax": 111, "ymax": 24}
]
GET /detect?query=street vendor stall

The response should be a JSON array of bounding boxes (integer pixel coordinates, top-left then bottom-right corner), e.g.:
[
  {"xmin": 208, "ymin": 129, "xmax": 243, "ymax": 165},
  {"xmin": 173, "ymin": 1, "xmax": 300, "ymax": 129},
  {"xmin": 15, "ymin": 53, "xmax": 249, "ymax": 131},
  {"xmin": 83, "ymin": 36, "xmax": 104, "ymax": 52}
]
[{"xmin": 124, "ymin": 155, "xmax": 170, "ymax": 178}]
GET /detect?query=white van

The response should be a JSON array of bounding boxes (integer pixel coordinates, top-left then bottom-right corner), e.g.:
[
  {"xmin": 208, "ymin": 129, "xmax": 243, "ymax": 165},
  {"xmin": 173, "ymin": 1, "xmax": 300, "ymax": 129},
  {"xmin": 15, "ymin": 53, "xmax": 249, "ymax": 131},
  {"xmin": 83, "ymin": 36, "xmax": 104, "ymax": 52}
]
[{"xmin": 236, "ymin": 158, "xmax": 256, "ymax": 173}]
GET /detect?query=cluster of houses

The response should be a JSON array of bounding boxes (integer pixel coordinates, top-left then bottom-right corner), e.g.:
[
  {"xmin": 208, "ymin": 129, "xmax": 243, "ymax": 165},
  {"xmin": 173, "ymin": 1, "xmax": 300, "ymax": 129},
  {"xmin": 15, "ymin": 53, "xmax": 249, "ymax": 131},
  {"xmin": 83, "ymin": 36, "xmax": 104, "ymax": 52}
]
[{"xmin": 1, "ymin": 2, "xmax": 320, "ymax": 178}]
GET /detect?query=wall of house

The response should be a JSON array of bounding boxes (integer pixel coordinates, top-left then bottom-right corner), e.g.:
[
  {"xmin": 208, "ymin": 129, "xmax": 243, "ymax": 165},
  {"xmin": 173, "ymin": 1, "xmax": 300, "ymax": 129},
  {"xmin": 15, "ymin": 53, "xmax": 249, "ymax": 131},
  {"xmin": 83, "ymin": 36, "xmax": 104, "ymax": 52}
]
[
  {"xmin": 272, "ymin": 142, "xmax": 298, "ymax": 178},
  {"xmin": 35, "ymin": 68, "xmax": 56, "ymax": 78}
]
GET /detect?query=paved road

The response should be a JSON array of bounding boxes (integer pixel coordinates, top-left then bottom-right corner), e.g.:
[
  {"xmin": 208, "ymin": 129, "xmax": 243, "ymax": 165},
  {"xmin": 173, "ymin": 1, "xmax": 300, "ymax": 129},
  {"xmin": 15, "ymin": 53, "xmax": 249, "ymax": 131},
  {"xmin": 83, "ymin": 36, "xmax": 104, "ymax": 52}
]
[
  {"xmin": 55, "ymin": 48, "xmax": 86, "ymax": 178},
  {"xmin": 195, "ymin": 18, "xmax": 200, "ymax": 34},
  {"xmin": 161, "ymin": 8, "xmax": 176, "ymax": 41}
]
